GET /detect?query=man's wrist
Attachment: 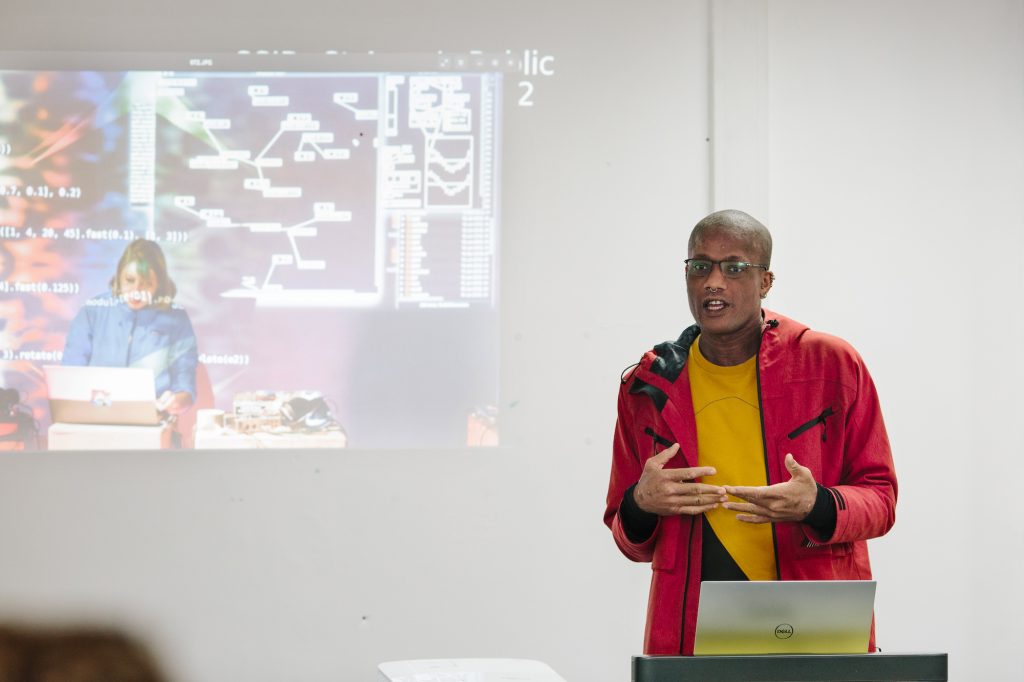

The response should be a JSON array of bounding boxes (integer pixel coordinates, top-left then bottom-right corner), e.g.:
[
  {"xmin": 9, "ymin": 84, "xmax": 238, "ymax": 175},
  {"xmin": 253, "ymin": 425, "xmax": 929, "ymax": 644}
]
[
  {"xmin": 802, "ymin": 483, "xmax": 838, "ymax": 539},
  {"xmin": 620, "ymin": 483, "xmax": 659, "ymax": 543}
]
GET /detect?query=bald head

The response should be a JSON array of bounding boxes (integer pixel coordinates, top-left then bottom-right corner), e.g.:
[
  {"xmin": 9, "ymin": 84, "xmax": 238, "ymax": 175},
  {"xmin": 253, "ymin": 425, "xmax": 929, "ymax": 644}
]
[{"xmin": 688, "ymin": 209, "xmax": 773, "ymax": 266}]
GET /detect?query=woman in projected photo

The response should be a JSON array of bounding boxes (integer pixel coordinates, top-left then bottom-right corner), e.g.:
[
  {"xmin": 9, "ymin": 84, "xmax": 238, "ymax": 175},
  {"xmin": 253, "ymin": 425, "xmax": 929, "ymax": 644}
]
[{"xmin": 62, "ymin": 239, "xmax": 198, "ymax": 416}]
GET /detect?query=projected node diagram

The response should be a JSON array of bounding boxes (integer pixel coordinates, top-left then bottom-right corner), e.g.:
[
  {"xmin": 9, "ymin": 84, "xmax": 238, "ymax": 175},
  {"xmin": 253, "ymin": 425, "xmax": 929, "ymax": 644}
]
[
  {"xmin": 381, "ymin": 75, "xmax": 499, "ymax": 308},
  {"xmin": 151, "ymin": 70, "xmax": 499, "ymax": 310},
  {"xmin": 413, "ymin": 76, "xmax": 474, "ymax": 208},
  {"xmin": 154, "ymin": 73, "xmax": 383, "ymax": 308},
  {"xmin": 427, "ymin": 135, "xmax": 473, "ymax": 207}
]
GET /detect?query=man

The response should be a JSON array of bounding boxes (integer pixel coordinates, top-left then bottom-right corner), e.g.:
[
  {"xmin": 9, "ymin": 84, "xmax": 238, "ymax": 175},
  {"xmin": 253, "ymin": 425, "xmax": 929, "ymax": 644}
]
[{"xmin": 604, "ymin": 209, "xmax": 897, "ymax": 655}]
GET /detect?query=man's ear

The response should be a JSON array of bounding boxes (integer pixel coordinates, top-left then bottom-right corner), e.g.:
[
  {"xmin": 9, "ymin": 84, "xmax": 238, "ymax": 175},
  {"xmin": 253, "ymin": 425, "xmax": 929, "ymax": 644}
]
[{"xmin": 761, "ymin": 271, "xmax": 775, "ymax": 299}]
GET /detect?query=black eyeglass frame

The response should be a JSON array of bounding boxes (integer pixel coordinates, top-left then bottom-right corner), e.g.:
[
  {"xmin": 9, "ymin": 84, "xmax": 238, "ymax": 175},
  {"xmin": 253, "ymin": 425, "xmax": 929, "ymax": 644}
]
[{"xmin": 683, "ymin": 259, "xmax": 771, "ymax": 279}]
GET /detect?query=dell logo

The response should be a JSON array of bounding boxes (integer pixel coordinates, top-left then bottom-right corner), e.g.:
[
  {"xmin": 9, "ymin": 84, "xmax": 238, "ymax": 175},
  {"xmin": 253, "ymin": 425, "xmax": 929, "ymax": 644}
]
[{"xmin": 774, "ymin": 624, "xmax": 794, "ymax": 639}]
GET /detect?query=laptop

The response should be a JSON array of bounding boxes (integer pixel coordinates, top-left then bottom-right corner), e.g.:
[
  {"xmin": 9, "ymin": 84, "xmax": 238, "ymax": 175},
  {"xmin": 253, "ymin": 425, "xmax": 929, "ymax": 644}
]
[
  {"xmin": 693, "ymin": 580, "xmax": 876, "ymax": 655},
  {"xmin": 44, "ymin": 365, "xmax": 162, "ymax": 426}
]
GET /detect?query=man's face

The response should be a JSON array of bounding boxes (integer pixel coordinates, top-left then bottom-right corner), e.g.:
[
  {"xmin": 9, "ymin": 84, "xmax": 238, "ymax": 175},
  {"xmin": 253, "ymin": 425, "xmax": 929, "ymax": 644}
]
[
  {"xmin": 119, "ymin": 261, "xmax": 158, "ymax": 310},
  {"xmin": 685, "ymin": 230, "xmax": 772, "ymax": 337}
]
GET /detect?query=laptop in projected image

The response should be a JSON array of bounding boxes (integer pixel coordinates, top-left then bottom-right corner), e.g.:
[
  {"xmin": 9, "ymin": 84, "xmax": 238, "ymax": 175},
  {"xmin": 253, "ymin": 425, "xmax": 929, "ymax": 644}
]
[
  {"xmin": 693, "ymin": 580, "xmax": 876, "ymax": 655},
  {"xmin": 44, "ymin": 365, "xmax": 162, "ymax": 426}
]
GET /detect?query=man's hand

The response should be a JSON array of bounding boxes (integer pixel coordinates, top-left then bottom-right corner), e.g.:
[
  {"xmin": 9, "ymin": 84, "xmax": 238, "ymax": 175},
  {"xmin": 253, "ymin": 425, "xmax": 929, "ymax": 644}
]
[
  {"xmin": 634, "ymin": 444, "xmax": 727, "ymax": 516},
  {"xmin": 722, "ymin": 453, "xmax": 817, "ymax": 523}
]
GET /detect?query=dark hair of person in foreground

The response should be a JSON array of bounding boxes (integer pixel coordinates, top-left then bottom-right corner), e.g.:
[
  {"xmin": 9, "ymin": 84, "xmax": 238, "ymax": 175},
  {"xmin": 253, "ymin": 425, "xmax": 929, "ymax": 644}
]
[{"xmin": 0, "ymin": 625, "xmax": 167, "ymax": 682}]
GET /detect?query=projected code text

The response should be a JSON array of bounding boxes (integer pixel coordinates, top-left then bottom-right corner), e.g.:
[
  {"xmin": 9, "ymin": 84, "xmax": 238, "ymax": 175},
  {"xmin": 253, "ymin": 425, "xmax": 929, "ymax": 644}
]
[{"xmin": 0, "ymin": 227, "xmax": 190, "ymax": 243}]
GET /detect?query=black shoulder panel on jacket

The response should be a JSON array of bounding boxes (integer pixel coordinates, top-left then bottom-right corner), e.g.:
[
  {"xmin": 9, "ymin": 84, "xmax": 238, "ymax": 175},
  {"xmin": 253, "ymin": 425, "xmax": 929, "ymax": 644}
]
[
  {"xmin": 625, "ymin": 325, "xmax": 699, "ymax": 411},
  {"xmin": 628, "ymin": 378, "xmax": 667, "ymax": 412},
  {"xmin": 648, "ymin": 324, "xmax": 700, "ymax": 383}
]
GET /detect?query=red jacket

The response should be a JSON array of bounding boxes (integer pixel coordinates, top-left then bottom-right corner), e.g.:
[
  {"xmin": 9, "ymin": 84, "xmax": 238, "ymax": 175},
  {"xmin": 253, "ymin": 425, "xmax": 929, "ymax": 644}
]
[{"xmin": 604, "ymin": 311, "xmax": 897, "ymax": 655}]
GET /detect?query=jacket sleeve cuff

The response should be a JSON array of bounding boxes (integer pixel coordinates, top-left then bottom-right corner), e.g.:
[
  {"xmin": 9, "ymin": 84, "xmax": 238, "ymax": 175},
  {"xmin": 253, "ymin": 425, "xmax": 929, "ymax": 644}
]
[
  {"xmin": 620, "ymin": 483, "xmax": 659, "ymax": 543},
  {"xmin": 802, "ymin": 483, "xmax": 838, "ymax": 541}
]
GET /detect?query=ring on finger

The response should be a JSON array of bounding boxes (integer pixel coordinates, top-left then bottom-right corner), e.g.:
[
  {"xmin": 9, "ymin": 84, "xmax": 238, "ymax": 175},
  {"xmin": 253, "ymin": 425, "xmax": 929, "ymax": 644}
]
[{"xmin": 696, "ymin": 492, "xmax": 702, "ymax": 505}]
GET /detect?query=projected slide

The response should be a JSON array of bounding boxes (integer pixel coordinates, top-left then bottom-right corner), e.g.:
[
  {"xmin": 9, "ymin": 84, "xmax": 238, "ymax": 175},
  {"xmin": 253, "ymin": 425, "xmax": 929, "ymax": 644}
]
[
  {"xmin": 0, "ymin": 54, "xmax": 502, "ymax": 450},
  {"xmin": 160, "ymin": 73, "xmax": 382, "ymax": 307}
]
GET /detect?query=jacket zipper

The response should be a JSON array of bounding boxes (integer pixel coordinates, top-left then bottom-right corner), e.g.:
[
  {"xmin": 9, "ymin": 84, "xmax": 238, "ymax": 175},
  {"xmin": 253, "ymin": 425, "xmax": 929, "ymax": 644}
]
[
  {"xmin": 756, "ymin": 320, "xmax": 782, "ymax": 580},
  {"xmin": 787, "ymin": 406, "xmax": 835, "ymax": 442},
  {"xmin": 679, "ymin": 513, "xmax": 697, "ymax": 654}
]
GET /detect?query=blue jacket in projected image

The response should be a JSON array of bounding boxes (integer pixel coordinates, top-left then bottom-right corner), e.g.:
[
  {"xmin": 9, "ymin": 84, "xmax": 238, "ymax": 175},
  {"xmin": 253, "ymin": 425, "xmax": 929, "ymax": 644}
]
[{"xmin": 62, "ymin": 292, "xmax": 199, "ymax": 399}]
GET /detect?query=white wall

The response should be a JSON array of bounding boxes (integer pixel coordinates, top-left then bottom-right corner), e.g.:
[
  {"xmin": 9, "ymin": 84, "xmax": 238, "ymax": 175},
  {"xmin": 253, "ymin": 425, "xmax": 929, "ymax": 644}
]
[
  {"xmin": 0, "ymin": 1, "xmax": 1021, "ymax": 681},
  {"xmin": 713, "ymin": 2, "xmax": 1024, "ymax": 680}
]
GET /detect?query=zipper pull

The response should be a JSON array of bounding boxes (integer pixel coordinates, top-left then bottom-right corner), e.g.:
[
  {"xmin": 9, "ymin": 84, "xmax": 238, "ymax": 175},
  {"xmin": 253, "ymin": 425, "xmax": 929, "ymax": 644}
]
[{"xmin": 818, "ymin": 406, "xmax": 834, "ymax": 442}]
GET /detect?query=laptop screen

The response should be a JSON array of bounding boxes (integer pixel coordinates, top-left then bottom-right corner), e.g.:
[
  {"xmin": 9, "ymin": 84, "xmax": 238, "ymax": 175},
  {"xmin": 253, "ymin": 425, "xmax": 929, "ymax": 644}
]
[{"xmin": 693, "ymin": 580, "xmax": 876, "ymax": 655}]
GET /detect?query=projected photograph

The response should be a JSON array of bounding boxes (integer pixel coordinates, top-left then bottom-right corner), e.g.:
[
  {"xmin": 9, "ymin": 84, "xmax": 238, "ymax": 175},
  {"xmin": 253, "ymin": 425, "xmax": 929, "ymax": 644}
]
[{"xmin": 0, "ymin": 58, "xmax": 502, "ymax": 451}]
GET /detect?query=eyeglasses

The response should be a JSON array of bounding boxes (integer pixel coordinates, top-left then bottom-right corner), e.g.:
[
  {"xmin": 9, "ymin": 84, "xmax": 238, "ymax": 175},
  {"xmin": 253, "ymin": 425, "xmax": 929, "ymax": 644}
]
[{"xmin": 684, "ymin": 259, "xmax": 769, "ymax": 279}]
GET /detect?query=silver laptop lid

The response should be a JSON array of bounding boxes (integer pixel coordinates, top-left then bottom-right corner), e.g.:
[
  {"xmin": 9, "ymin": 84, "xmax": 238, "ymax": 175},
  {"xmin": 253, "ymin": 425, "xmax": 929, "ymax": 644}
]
[
  {"xmin": 44, "ymin": 365, "xmax": 161, "ymax": 426},
  {"xmin": 693, "ymin": 580, "xmax": 876, "ymax": 655}
]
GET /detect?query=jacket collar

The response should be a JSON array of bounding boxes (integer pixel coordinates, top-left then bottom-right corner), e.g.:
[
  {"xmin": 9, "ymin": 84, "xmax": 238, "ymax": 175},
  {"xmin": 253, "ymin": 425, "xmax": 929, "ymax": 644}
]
[{"xmin": 640, "ymin": 309, "xmax": 788, "ymax": 385}]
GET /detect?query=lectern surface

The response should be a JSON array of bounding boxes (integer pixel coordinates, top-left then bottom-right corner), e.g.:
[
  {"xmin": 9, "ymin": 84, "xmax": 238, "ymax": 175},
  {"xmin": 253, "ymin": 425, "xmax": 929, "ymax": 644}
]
[{"xmin": 632, "ymin": 652, "xmax": 948, "ymax": 682}]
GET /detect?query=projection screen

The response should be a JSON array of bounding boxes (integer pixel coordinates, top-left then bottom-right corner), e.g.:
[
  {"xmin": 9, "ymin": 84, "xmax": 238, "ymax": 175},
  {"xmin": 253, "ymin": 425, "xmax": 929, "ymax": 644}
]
[{"xmin": 0, "ymin": 50, "xmax": 507, "ymax": 450}]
